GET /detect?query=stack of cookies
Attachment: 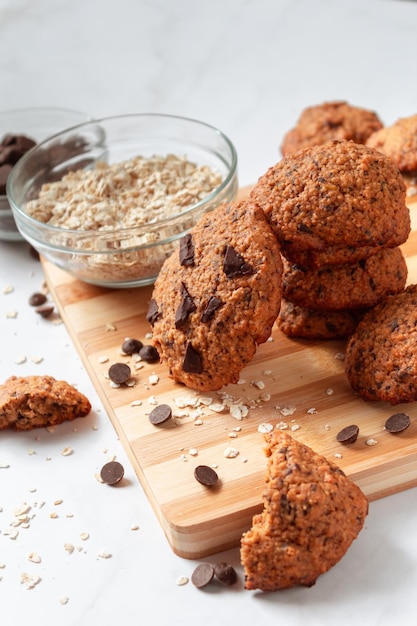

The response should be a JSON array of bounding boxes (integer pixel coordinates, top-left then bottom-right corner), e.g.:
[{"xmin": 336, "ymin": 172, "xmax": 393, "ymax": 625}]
[{"xmin": 250, "ymin": 139, "xmax": 410, "ymax": 340}]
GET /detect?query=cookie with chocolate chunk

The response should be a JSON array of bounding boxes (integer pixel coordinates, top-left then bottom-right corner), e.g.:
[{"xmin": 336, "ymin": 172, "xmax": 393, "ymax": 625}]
[
  {"xmin": 281, "ymin": 100, "xmax": 383, "ymax": 155},
  {"xmin": 282, "ymin": 247, "xmax": 407, "ymax": 311},
  {"xmin": 277, "ymin": 299, "xmax": 366, "ymax": 339},
  {"xmin": 345, "ymin": 284, "xmax": 417, "ymax": 404},
  {"xmin": 148, "ymin": 200, "xmax": 283, "ymax": 391},
  {"xmin": 250, "ymin": 140, "xmax": 410, "ymax": 267},
  {"xmin": 240, "ymin": 430, "xmax": 368, "ymax": 590},
  {"xmin": 0, "ymin": 375, "xmax": 91, "ymax": 430}
]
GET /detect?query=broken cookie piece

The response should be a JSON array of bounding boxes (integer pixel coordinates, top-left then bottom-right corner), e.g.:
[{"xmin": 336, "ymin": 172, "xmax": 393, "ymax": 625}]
[
  {"xmin": 240, "ymin": 430, "xmax": 368, "ymax": 591},
  {"xmin": 0, "ymin": 375, "xmax": 91, "ymax": 431}
]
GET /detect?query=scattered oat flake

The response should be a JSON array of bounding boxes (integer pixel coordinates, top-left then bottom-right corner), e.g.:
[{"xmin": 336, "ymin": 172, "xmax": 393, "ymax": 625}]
[
  {"xmin": 258, "ymin": 423, "xmax": 274, "ymax": 434},
  {"xmin": 60, "ymin": 597, "xmax": 69, "ymax": 605},
  {"xmin": 189, "ymin": 448, "xmax": 198, "ymax": 456},
  {"xmin": 14, "ymin": 503, "xmax": 31, "ymax": 516},
  {"xmin": 260, "ymin": 392, "xmax": 271, "ymax": 402},
  {"xmin": 106, "ymin": 323, "xmax": 117, "ymax": 331},
  {"xmin": 130, "ymin": 524, "xmax": 139, "ymax": 531},
  {"xmin": 54, "ymin": 499, "xmax": 63, "ymax": 506},
  {"xmin": 61, "ymin": 447, "xmax": 73, "ymax": 456},
  {"xmin": 3, "ymin": 284, "xmax": 14, "ymax": 294},
  {"xmin": 0, "ymin": 462, "xmax": 10, "ymax": 468},
  {"xmin": 291, "ymin": 424, "xmax": 301, "ymax": 431},
  {"xmin": 209, "ymin": 403, "xmax": 225, "ymax": 413},
  {"xmin": 20, "ymin": 572, "xmax": 41, "ymax": 589},
  {"xmin": 148, "ymin": 395, "xmax": 158, "ymax": 405},
  {"xmin": 366, "ymin": 438, "xmax": 378, "ymax": 446},
  {"xmin": 335, "ymin": 352, "xmax": 345, "ymax": 361},
  {"xmin": 280, "ymin": 406, "xmax": 296, "ymax": 417},
  {"xmin": 6, "ymin": 310, "xmax": 17, "ymax": 319},
  {"xmin": 28, "ymin": 552, "xmax": 41, "ymax": 564},
  {"xmin": 98, "ymin": 356, "xmax": 109, "ymax": 364},
  {"xmin": 64, "ymin": 543, "xmax": 75, "ymax": 554},
  {"xmin": 228, "ymin": 431, "xmax": 238, "ymax": 438},
  {"xmin": 50, "ymin": 512, "xmax": 58, "ymax": 519},
  {"xmin": 80, "ymin": 532, "xmax": 89, "ymax": 541},
  {"xmin": 4, "ymin": 527, "xmax": 19, "ymax": 540},
  {"xmin": 251, "ymin": 380, "xmax": 265, "ymax": 390},
  {"xmin": 130, "ymin": 399, "xmax": 142, "ymax": 407},
  {"xmin": 307, "ymin": 407, "xmax": 317, "ymax": 414},
  {"xmin": 29, "ymin": 354, "xmax": 43, "ymax": 364},
  {"xmin": 148, "ymin": 374, "xmax": 159, "ymax": 385},
  {"xmin": 223, "ymin": 446, "xmax": 239, "ymax": 459},
  {"xmin": 176, "ymin": 575, "xmax": 189, "ymax": 586},
  {"xmin": 276, "ymin": 421, "xmax": 289, "ymax": 430},
  {"xmin": 97, "ymin": 550, "xmax": 112, "ymax": 559},
  {"xmin": 334, "ymin": 453, "xmax": 343, "ymax": 459},
  {"xmin": 326, "ymin": 388, "xmax": 334, "ymax": 396},
  {"xmin": 15, "ymin": 355, "xmax": 27, "ymax": 365}
]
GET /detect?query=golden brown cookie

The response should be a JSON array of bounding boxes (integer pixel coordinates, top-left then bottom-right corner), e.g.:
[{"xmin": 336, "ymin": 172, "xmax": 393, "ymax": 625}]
[
  {"xmin": 366, "ymin": 113, "xmax": 417, "ymax": 174},
  {"xmin": 250, "ymin": 140, "xmax": 410, "ymax": 266},
  {"xmin": 277, "ymin": 299, "xmax": 366, "ymax": 339},
  {"xmin": 240, "ymin": 430, "xmax": 368, "ymax": 591},
  {"xmin": 0, "ymin": 375, "xmax": 91, "ymax": 430},
  {"xmin": 282, "ymin": 247, "xmax": 407, "ymax": 311},
  {"xmin": 148, "ymin": 200, "xmax": 283, "ymax": 391},
  {"xmin": 345, "ymin": 284, "xmax": 417, "ymax": 404},
  {"xmin": 281, "ymin": 100, "xmax": 383, "ymax": 155}
]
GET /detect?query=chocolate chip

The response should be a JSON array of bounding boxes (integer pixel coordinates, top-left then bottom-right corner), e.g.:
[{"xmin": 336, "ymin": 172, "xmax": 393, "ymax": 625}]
[
  {"xmin": 214, "ymin": 562, "xmax": 238, "ymax": 586},
  {"xmin": 121, "ymin": 337, "xmax": 143, "ymax": 354},
  {"xmin": 108, "ymin": 362, "xmax": 131, "ymax": 384},
  {"xmin": 194, "ymin": 465, "xmax": 219, "ymax": 486},
  {"xmin": 139, "ymin": 345, "xmax": 159, "ymax": 363},
  {"xmin": 100, "ymin": 460, "xmax": 125, "ymax": 485},
  {"xmin": 385, "ymin": 412, "xmax": 410, "ymax": 434},
  {"xmin": 35, "ymin": 303, "xmax": 54, "ymax": 318},
  {"xmin": 191, "ymin": 563, "xmax": 215, "ymax": 589},
  {"xmin": 179, "ymin": 233, "xmax": 195, "ymax": 266},
  {"xmin": 175, "ymin": 283, "xmax": 197, "ymax": 329},
  {"xmin": 223, "ymin": 245, "xmax": 254, "ymax": 278},
  {"xmin": 0, "ymin": 164, "xmax": 12, "ymax": 194},
  {"xmin": 201, "ymin": 296, "xmax": 222, "ymax": 322},
  {"xmin": 28, "ymin": 292, "xmax": 47, "ymax": 306},
  {"xmin": 146, "ymin": 299, "xmax": 160, "ymax": 325},
  {"xmin": 336, "ymin": 424, "xmax": 359, "ymax": 444},
  {"xmin": 182, "ymin": 342, "xmax": 203, "ymax": 374},
  {"xmin": 148, "ymin": 403, "xmax": 172, "ymax": 425}
]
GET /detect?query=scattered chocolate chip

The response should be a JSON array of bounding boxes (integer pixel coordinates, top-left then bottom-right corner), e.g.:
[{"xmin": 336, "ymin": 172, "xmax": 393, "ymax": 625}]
[
  {"xmin": 214, "ymin": 562, "xmax": 238, "ymax": 586},
  {"xmin": 100, "ymin": 460, "xmax": 125, "ymax": 485},
  {"xmin": 28, "ymin": 292, "xmax": 47, "ymax": 307},
  {"xmin": 175, "ymin": 283, "xmax": 197, "ymax": 329},
  {"xmin": 194, "ymin": 465, "xmax": 219, "ymax": 486},
  {"xmin": 121, "ymin": 337, "xmax": 143, "ymax": 354},
  {"xmin": 191, "ymin": 563, "xmax": 215, "ymax": 589},
  {"xmin": 182, "ymin": 342, "xmax": 203, "ymax": 374},
  {"xmin": 336, "ymin": 424, "xmax": 359, "ymax": 444},
  {"xmin": 108, "ymin": 362, "xmax": 131, "ymax": 384},
  {"xmin": 179, "ymin": 233, "xmax": 195, "ymax": 266},
  {"xmin": 223, "ymin": 245, "xmax": 254, "ymax": 278},
  {"xmin": 146, "ymin": 299, "xmax": 160, "ymax": 325},
  {"xmin": 139, "ymin": 345, "xmax": 159, "ymax": 363},
  {"xmin": 385, "ymin": 412, "xmax": 410, "ymax": 434},
  {"xmin": 201, "ymin": 296, "xmax": 222, "ymax": 322},
  {"xmin": 35, "ymin": 303, "xmax": 54, "ymax": 318},
  {"xmin": 148, "ymin": 403, "xmax": 172, "ymax": 425}
]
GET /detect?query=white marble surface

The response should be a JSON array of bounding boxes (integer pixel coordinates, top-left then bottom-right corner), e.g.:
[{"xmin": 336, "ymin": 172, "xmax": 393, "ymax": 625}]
[{"xmin": 1, "ymin": 0, "xmax": 417, "ymax": 624}]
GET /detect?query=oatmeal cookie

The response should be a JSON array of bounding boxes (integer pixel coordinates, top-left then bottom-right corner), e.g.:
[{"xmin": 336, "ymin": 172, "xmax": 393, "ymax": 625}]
[
  {"xmin": 345, "ymin": 284, "xmax": 417, "ymax": 404},
  {"xmin": 366, "ymin": 113, "xmax": 417, "ymax": 174},
  {"xmin": 250, "ymin": 140, "xmax": 410, "ymax": 266},
  {"xmin": 240, "ymin": 430, "xmax": 368, "ymax": 591},
  {"xmin": 282, "ymin": 247, "xmax": 407, "ymax": 311},
  {"xmin": 281, "ymin": 100, "xmax": 383, "ymax": 155},
  {"xmin": 0, "ymin": 375, "xmax": 91, "ymax": 431},
  {"xmin": 148, "ymin": 200, "xmax": 283, "ymax": 391},
  {"xmin": 278, "ymin": 299, "xmax": 366, "ymax": 339}
]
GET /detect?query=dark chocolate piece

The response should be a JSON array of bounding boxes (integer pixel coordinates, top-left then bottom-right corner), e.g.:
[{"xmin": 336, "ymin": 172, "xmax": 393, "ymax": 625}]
[
  {"xmin": 100, "ymin": 460, "xmax": 125, "ymax": 485},
  {"xmin": 179, "ymin": 233, "xmax": 195, "ymax": 266},
  {"xmin": 175, "ymin": 282, "xmax": 197, "ymax": 329},
  {"xmin": 223, "ymin": 245, "xmax": 254, "ymax": 278},
  {"xmin": 139, "ymin": 345, "xmax": 159, "ymax": 363},
  {"xmin": 148, "ymin": 403, "xmax": 172, "ymax": 426},
  {"xmin": 108, "ymin": 362, "xmax": 131, "ymax": 384},
  {"xmin": 214, "ymin": 562, "xmax": 238, "ymax": 586},
  {"xmin": 121, "ymin": 337, "xmax": 143, "ymax": 354},
  {"xmin": 201, "ymin": 296, "xmax": 222, "ymax": 322},
  {"xmin": 385, "ymin": 412, "xmax": 410, "ymax": 434},
  {"xmin": 146, "ymin": 299, "xmax": 160, "ymax": 325},
  {"xmin": 194, "ymin": 465, "xmax": 219, "ymax": 486},
  {"xmin": 182, "ymin": 342, "xmax": 203, "ymax": 374},
  {"xmin": 336, "ymin": 424, "xmax": 359, "ymax": 444},
  {"xmin": 191, "ymin": 563, "xmax": 215, "ymax": 588}
]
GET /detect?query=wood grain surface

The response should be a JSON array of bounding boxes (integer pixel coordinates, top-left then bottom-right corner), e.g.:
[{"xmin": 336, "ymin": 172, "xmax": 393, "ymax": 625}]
[{"xmin": 42, "ymin": 188, "xmax": 417, "ymax": 558}]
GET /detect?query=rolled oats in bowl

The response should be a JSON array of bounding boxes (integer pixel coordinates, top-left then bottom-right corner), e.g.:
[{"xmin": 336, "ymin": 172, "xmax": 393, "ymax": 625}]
[{"xmin": 7, "ymin": 114, "xmax": 238, "ymax": 287}]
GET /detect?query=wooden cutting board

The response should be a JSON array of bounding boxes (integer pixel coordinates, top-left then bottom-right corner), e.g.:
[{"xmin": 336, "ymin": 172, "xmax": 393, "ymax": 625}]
[{"xmin": 42, "ymin": 188, "xmax": 417, "ymax": 559}]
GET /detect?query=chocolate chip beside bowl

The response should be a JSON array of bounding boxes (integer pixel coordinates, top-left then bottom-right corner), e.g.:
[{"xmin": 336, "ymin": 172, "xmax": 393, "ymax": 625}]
[
  {"xmin": 194, "ymin": 465, "xmax": 219, "ymax": 487},
  {"xmin": 28, "ymin": 292, "xmax": 47, "ymax": 307},
  {"xmin": 191, "ymin": 563, "xmax": 215, "ymax": 589},
  {"xmin": 100, "ymin": 461, "xmax": 125, "ymax": 485},
  {"xmin": 108, "ymin": 362, "xmax": 131, "ymax": 385},
  {"xmin": 35, "ymin": 303, "xmax": 54, "ymax": 318},
  {"xmin": 336, "ymin": 424, "xmax": 359, "ymax": 444},
  {"xmin": 385, "ymin": 412, "xmax": 410, "ymax": 434},
  {"xmin": 148, "ymin": 404, "xmax": 172, "ymax": 426}
]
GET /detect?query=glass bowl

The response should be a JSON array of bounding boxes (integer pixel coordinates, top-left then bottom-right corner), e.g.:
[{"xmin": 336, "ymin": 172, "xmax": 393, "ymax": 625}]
[
  {"xmin": 7, "ymin": 113, "xmax": 238, "ymax": 287},
  {"xmin": 0, "ymin": 107, "xmax": 92, "ymax": 241}
]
